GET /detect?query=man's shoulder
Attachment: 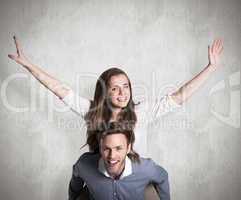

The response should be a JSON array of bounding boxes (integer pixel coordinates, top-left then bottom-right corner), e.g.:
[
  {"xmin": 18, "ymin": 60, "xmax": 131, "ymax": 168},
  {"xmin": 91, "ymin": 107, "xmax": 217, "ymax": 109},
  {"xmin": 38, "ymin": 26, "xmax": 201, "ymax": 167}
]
[
  {"xmin": 72, "ymin": 152, "xmax": 100, "ymax": 177},
  {"xmin": 133, "ymin": 157, "xmax": 168, "ymax": 175},
  {"xmin": 138, "ymin": 157, "xmax": 155, "ymax": 165}
]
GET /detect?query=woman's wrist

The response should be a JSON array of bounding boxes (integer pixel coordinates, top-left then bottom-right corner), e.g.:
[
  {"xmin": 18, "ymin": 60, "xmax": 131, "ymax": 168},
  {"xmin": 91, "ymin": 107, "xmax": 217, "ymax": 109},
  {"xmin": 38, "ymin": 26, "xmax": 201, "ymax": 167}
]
[
  {"xmin": 24, "ymin": 62, "xmax": 34, "ymax": 70},
  {"xmin": 207, "ymin": 63, "xmax": 218, "ymax": 72}
]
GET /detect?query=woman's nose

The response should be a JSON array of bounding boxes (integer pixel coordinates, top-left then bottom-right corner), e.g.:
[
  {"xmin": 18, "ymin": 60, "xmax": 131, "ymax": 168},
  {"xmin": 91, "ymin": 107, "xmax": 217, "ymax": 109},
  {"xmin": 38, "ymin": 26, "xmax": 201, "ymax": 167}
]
[{"xmin": 119, "ymin": 88, "xmax": 124, "ymax": 95}]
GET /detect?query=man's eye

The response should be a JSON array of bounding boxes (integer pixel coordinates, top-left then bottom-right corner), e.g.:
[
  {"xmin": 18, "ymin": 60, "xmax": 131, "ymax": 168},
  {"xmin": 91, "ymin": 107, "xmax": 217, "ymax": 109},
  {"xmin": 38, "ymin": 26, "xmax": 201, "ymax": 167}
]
[
  {"xmin": 111, "ymin": 87, "xmax": 117, "ymax": 91},
  {"xmin": 116, "ymin": 147, "xmax": 123, "ymax": 151},
  {"xmin": 124, "ymin": 85, "xmax": 129, "ymax": 88},
  {"xmin": 104, "ymin": 149, "xmax": 110, "ymax": 154}
]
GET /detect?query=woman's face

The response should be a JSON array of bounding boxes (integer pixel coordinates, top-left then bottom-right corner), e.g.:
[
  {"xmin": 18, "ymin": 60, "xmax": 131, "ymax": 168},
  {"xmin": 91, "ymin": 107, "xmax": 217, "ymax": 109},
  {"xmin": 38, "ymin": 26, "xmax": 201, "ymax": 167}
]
[{"xmin": 107, "ymin": 74, "xmax": 131, "ymax": 109}]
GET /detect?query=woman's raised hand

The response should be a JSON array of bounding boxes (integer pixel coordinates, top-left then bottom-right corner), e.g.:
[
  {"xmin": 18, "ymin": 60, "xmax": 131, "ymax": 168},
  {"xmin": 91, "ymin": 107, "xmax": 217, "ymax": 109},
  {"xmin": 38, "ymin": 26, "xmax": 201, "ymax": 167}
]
[
  {"xmin": 208, "ymin": 39, "xmax": 223, "ymax": 69},
  {"xmin": 7, "ymin": 35, "xmax": 70, "ymax": 99},
  {"xmin": 8, "ymin": 36, "xmax": 32, "ymax": 68}
]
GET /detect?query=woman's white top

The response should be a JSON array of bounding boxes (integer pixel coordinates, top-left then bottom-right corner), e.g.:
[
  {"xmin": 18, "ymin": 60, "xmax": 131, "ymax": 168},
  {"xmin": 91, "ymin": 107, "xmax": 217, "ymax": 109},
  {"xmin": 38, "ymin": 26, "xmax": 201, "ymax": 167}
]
[{"xmin": 62, "ymin": 90, "xmax": 181, "ymax": 157}]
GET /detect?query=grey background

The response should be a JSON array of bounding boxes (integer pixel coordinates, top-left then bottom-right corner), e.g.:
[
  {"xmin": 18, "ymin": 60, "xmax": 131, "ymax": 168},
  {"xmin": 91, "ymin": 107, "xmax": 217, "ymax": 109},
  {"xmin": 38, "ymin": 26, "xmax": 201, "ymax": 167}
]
[{"xmin": 0, "ymin": 0, "xmax": 240, "ymax": 199}]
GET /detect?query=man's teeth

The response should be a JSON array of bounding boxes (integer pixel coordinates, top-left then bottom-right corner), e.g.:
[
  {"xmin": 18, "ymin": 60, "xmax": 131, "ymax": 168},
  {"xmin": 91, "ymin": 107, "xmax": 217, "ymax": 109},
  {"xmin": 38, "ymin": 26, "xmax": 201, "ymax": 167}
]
[{"xmin": 109, "ymin": 160, "xmax": 118, "ymax": 164}]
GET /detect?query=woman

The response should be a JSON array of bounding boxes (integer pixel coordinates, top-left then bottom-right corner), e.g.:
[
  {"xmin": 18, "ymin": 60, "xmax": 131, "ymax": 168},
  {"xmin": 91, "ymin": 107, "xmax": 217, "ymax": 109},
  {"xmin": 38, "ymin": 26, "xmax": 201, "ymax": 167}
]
[{"xmin": 8, "ymin": 36, "xmax": 223, "ymax": 156}]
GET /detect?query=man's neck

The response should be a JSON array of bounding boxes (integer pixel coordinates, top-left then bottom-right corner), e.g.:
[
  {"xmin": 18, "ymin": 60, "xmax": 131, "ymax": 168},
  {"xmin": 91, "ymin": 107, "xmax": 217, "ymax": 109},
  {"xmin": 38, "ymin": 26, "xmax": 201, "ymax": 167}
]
[{"xmin": 110, "ymin": 166, "xmax": 125, "ymax": 180}]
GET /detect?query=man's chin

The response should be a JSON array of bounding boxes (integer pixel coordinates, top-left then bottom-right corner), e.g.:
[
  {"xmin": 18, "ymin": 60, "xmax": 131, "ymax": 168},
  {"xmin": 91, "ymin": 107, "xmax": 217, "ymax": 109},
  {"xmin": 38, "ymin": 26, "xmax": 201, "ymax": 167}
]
[
  {"xmin": 107, "ymin": 166, "xmax": 120, "ymax": 175},
  {"xmin": 107, "ymin": 166, "xmax": 118, "ymax": 171}
]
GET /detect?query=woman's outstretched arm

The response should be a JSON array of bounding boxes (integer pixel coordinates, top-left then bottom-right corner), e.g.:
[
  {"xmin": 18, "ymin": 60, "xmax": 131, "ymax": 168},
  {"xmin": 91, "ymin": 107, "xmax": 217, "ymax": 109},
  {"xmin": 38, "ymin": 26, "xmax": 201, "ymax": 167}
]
[
  {"xmin": 170, "ymin": 39, "xmax": 224, "ymax": 105},
  {"xmin": 8, "ymin": 36, "xmax": 70, "ymax": 99}
]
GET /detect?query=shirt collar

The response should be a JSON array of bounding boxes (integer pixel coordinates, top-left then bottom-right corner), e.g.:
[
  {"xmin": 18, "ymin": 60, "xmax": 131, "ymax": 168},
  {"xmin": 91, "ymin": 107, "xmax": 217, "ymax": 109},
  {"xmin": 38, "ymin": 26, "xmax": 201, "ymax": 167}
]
[{"xmin": 98, "ymin": 156, "xmax": 132, "ymax": 179}]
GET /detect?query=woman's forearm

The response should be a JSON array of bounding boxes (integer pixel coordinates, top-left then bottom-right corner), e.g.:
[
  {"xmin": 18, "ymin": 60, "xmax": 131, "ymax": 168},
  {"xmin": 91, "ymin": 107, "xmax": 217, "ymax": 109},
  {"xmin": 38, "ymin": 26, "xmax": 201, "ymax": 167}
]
[
  {"xmin": 170, "ymin": 39, "xmax": 223, "ymax": 105},
  {"xmin": 8, "ymin": 36, "xmax": 70, "ymax": 99},
  {"xmin": 25, "ymin": 63, "xmax": 70, "ymax": 99},
  {"xmin": 171, "ymin": 64, "xmax": 216, "ymax": 105}
]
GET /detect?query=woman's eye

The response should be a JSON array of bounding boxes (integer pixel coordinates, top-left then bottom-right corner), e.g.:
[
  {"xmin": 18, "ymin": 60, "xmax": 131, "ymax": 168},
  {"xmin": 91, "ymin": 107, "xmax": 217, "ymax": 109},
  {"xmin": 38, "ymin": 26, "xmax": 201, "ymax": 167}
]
[{"xmin": 124, "ymin": 85, "xmax": 129, "ymax": 89}]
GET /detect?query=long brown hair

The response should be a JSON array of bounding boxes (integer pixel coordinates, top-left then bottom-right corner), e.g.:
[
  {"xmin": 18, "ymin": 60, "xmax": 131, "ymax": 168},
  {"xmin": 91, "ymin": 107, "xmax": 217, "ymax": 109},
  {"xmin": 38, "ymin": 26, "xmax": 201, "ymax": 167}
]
[{"xmin": 84, "ymin": 68, "xmax": 137, "ymax": 152}]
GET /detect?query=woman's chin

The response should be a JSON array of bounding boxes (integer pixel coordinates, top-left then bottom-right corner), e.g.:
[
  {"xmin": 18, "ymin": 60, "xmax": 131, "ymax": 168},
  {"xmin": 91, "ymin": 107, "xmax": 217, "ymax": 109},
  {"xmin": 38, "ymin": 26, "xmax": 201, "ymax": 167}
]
[{"xmin": 111, "ymin": 102, "xmax": 128, "ymax": 109}]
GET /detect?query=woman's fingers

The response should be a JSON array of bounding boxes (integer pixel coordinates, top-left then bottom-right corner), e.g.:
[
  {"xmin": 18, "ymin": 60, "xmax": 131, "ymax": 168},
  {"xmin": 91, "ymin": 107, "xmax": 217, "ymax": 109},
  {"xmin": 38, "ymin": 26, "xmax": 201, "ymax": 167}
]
[
  {"xmin": 8, "ymin": 54, "xmax": 16, "ymax": 59},
  {"xmin": 13, "ymin": 35, "xmax": 22, "ymax": 56},
  {"xmin": 8, "ymin": 54, "xmax": 20, "ymax": 61},
  {"xmin": 212, "ymin": 39, "xmax": 223, "ymax": 55},
  {"xmin": 208, "ymin": 45, "xmax": 212, "ymax": 58},
  {"xmin": 217, "ymin": 39, "xmax": 223, "ymax": 54},
  {"xmin": 211, "ymin": 40, "xmax": 216, "ymax": 54},
  {"xmin": 212, "ymin": 39, "xmax": 218, "ymax": 52},
  {"xmin": 8, "ymin": 36, "xmax": 32, "ymax": 67},
  {"xmin": 217, "ymin": 45, "xmax": 223, "ymax": 55},
  {"xmin": 215, "ymin": 39, "xmax": 221, "ymax": 52},
  {"xmin": 214, "ymin": 39, "xmax": 223, "ymax": 55}
]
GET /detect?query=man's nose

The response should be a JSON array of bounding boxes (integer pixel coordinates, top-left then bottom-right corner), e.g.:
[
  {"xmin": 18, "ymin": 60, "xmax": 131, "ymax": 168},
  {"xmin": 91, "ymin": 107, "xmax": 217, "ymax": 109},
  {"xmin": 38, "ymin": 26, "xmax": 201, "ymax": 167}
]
[{"xmin": 108, "ymin": 150, "xmax": 116, "ymax": 158}]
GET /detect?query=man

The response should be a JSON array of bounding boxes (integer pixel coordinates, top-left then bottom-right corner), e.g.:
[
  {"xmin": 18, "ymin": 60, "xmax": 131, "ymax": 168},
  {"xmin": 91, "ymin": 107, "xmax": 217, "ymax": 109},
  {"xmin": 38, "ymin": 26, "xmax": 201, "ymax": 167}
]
[{"xmin": 68, "ymin": 122, "xmax": 170, "ymax": 200}]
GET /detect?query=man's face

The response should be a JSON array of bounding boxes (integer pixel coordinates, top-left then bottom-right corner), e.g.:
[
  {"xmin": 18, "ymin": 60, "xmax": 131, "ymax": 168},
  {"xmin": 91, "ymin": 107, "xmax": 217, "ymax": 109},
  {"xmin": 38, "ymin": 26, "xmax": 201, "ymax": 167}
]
[{"xmin": 100, "ymin": 133, "xmax": 131, "ymax": 179}]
